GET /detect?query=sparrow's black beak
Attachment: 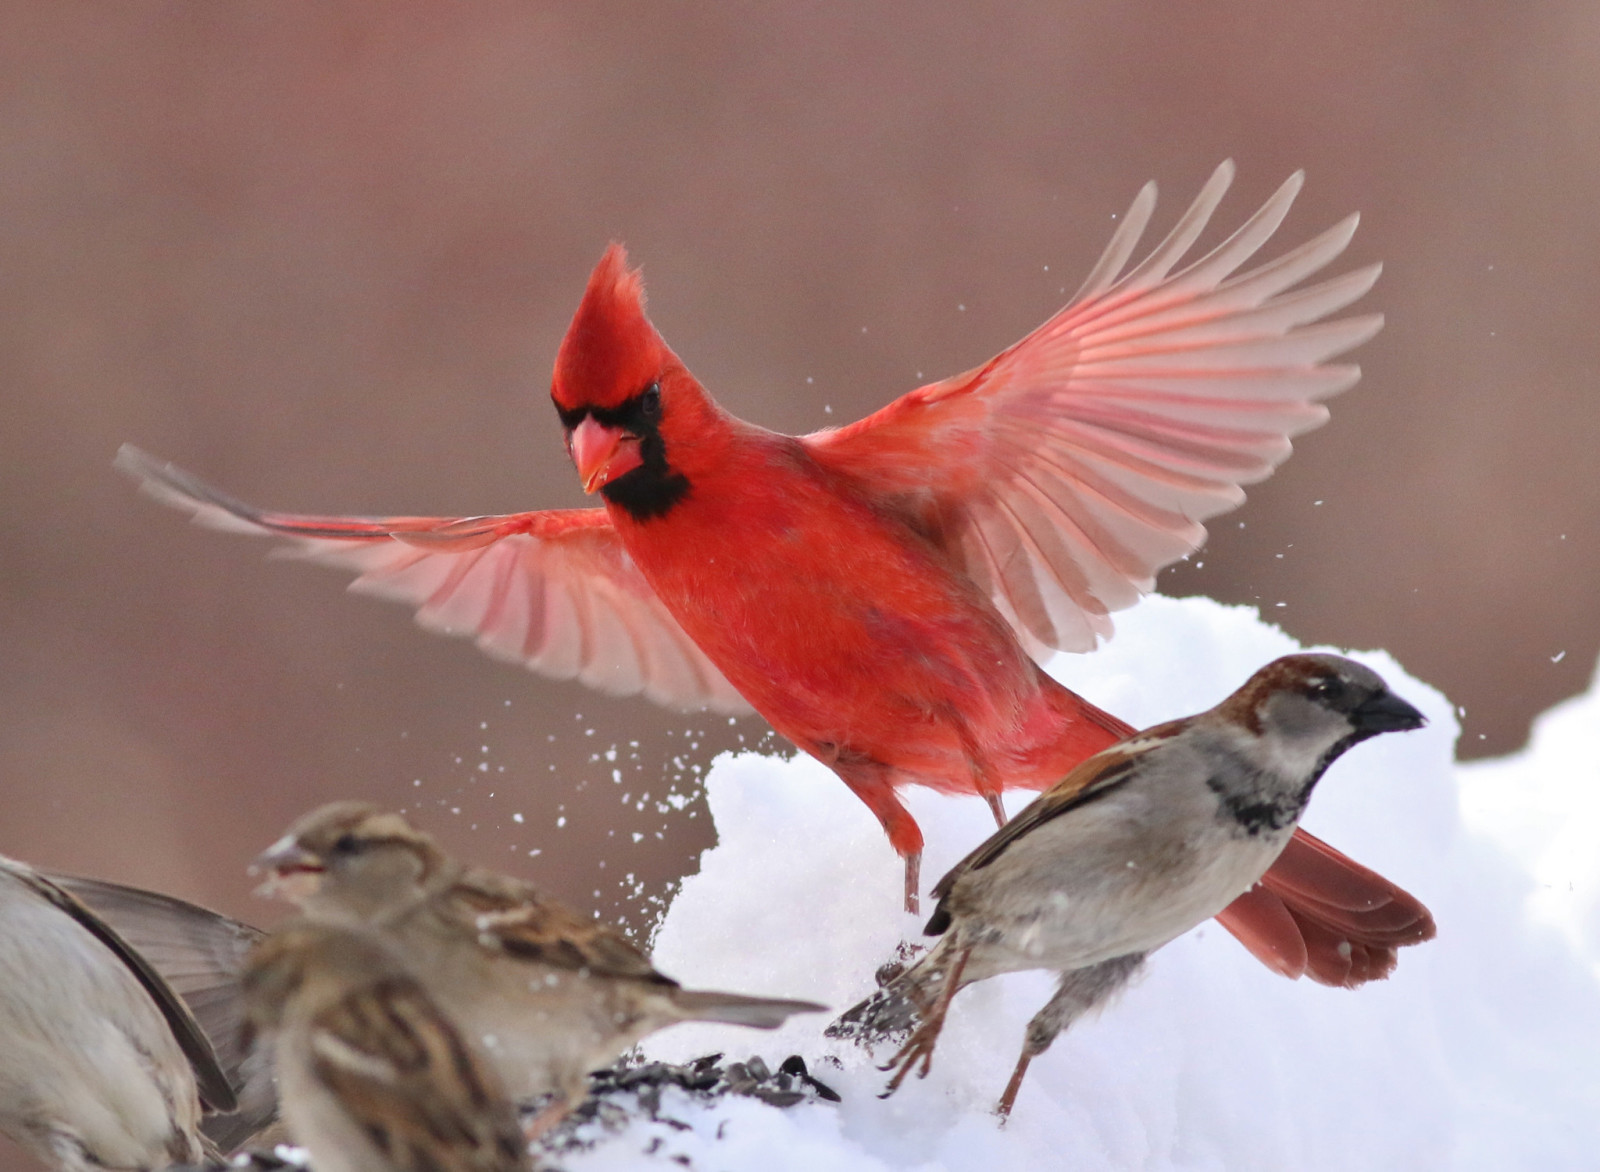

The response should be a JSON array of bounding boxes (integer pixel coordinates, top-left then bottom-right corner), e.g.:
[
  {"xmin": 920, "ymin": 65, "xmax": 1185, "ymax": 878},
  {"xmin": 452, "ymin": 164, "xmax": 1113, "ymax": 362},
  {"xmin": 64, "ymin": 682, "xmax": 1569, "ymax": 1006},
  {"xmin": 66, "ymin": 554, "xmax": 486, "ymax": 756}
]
[{"xmin": 1351, "ymin": 690, "xmax": 1426, "ymax": 734}]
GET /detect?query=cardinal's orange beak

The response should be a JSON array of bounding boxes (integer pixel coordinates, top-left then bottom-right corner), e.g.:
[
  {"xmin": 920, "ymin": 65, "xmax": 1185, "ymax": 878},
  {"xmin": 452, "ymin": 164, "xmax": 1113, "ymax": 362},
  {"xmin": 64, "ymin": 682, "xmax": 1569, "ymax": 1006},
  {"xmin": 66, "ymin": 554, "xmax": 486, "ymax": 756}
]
[
  {"xmin": 569, "ymin": 417, "xmax": 622, "ymax": 493},
  {"xmin": 569, "ymin": 417, "xmax": 641, "ymax": 494}
]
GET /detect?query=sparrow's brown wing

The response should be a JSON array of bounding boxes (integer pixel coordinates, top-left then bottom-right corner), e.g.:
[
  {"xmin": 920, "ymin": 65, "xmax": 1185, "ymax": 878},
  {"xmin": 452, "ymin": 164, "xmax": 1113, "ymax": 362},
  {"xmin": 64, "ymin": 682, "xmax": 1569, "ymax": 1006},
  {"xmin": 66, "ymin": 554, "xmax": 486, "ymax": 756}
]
[
  {"xmin": 443, "ymin": 870, "xmax": 675, "ymax": 985},
  {"xmin": 9, "ymin": 866, "xmax": 237, "ymax": 1113},
  {"xmin": 923, "ymin": 738, "xmax": 1167, "ymax": 933},
  {"xmin": 52, "ymin": 874, "xmax": 277, "ymax": 1150},
  {"xmin": 310, "ymin": 977, "xmax": 527, "ymax": 1172}
]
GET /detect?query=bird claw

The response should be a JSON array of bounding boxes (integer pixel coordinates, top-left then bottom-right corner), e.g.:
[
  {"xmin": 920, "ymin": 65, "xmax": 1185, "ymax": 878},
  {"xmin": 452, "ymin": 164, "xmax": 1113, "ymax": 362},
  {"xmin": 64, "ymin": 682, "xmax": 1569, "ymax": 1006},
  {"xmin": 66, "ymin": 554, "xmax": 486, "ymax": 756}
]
[
  {"xmin": 877, "ymin": 1022, "xmax": 939, "ymax": 1094},
  {"xmin": 876, "ymin": 945, "xmax": 967, "ymax": 1097}
]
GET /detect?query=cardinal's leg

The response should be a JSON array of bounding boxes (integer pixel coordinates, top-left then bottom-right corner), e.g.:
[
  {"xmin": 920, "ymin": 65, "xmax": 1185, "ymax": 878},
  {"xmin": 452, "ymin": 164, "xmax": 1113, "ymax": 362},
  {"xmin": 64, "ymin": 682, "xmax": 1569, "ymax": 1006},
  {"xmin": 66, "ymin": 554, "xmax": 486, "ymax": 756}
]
[
  {"xmin": 946, "ymin": 709, "xmax": 1008, "ymax": 831},
  {"xmin": 831, "ymin": 755, "xmax": 926, "ymax": 914},
  {"xmin": 996, "ymin": 953, "xmax": 1145, "ymax": 1120}
]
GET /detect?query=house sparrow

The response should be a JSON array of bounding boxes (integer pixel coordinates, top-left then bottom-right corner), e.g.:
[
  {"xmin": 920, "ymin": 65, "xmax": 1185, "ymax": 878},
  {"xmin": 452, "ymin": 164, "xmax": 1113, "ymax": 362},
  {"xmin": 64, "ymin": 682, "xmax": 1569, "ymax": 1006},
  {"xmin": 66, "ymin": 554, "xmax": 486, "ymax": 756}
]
[
  {"xmin": 50, "ymin": 873, "xmax": 280, "ymax": 1153},
  {"xmin": 242, "ymin": 918, "xmax": 529, "ymax": 1172},
  {"xmin": 254, "ymin": 803, "xmax": 824, "ymax": 1131},
  {"xmin": 116, "ymin": 164, "xmax": 1428, "ymax": 998},
  {"xmin": 829, "ymin": 653, "xmax": 1427, "ymax": 1119},
  {"xmin": 0, "ymin": 855, "xmax": 229, "ymax": 1170}
]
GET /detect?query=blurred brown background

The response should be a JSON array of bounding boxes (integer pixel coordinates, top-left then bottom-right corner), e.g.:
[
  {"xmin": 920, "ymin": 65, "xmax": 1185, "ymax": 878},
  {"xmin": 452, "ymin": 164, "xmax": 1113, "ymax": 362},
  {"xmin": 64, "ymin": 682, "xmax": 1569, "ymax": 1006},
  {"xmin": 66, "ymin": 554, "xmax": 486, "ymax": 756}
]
[{"xmin": 1, "ymin": 4, "xmax": 1598, "ymax": 1161}]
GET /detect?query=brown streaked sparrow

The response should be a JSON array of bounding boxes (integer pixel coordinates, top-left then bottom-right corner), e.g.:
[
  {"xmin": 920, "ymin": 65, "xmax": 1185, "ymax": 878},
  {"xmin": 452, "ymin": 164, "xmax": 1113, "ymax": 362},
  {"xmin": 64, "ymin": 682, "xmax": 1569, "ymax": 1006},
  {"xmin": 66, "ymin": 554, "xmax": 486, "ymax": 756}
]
[
  {"xmin": 830, "ymin": 653, "xmax": 1427, "ymax": 1118},
  {"xmin": 242, "ymin": 918, "xmax": 529, "ymax": 1172},
  {"xmin": 254, "ymin": 803, "xmax": 825, "ymax": 1132},
  {"xmin": 0, "ymin": 855, "xmax": 232, "ymax": 1170}
]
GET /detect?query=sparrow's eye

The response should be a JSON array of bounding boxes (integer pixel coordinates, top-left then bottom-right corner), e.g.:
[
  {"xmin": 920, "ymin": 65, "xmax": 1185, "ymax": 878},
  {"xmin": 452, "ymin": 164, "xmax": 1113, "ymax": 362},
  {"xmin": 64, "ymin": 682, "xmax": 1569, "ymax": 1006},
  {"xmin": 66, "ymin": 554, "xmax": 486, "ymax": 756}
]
[
  {"xmin": 331, "ymin": 833, "xmax": 363, "ymax": 856},
  {"xmin": 640, "ymin": 382, "xmax": 662, "ymax": 419},
  {"xmin": 1305, "ymin": 676, "xmax": 1340, "ymax": 702}
]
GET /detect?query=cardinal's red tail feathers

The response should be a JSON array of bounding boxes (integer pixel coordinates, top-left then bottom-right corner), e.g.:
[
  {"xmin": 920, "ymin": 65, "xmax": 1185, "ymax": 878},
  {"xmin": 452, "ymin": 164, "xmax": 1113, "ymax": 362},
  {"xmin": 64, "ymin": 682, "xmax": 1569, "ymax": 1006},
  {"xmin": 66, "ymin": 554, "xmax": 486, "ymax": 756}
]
[
  {"xmin": 1213, "ymin": 883, "xmax": 1308, "ymax": 979},
  {"xmin": 1216, "ymin": 829, "xmax": 1435, "ymax": 988}
]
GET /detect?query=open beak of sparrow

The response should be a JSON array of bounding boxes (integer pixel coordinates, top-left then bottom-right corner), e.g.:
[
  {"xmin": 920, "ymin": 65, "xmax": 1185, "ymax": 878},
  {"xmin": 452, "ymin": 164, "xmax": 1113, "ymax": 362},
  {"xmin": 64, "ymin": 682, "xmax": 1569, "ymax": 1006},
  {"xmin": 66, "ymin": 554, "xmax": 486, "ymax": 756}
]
[{"xmin": 251, "ymin": 836, "xmax": 327, "ymax": 901}]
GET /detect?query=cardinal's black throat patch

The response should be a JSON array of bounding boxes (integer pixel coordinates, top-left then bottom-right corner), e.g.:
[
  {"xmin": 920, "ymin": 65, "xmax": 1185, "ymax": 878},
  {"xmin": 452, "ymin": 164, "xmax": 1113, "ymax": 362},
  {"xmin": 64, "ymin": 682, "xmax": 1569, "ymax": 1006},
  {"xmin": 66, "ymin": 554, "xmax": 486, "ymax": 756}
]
[
  {"xmin": 556, "ymin": 384, "xmax": 691, "ymax": 521},
  {"xmin": 601, "ymin": 446, "xmax": 691, "ymax": 521}
]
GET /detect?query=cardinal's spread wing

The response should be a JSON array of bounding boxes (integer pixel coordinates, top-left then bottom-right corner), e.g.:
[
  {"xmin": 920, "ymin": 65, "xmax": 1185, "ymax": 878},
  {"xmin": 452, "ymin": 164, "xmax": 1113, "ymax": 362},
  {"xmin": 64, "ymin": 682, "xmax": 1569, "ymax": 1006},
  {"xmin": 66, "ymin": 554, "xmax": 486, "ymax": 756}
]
[
  {"xmin": 804, "ymin": 161, "xmax": 1381, "ymax": 657},
  {"xmin": 116, "ymin": 446, "xmax": 750, "ymax": 714}
]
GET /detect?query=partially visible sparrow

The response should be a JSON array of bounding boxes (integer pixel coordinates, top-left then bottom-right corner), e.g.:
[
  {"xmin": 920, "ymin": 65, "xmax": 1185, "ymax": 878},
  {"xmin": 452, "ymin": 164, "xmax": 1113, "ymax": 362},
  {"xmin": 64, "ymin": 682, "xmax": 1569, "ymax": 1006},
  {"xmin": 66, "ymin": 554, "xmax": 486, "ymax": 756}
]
[
  {"xmin": 51, "ymin": 874, "xmax": 280, "ymax": 1153},
  {"xmin": 0, "ymin": 856, "xmax": 231, "ymax": 1170},
  {"xmin": 830, "ymin": 653, "xmax": 1427, "ymax": 1119},
  {"xmin": 242, "ymin": 918, "xmax": 528, "ymax": 1172},
  {"xmin": 255, "ymin": 804, "xmax": 825, "ymax": 1131}
]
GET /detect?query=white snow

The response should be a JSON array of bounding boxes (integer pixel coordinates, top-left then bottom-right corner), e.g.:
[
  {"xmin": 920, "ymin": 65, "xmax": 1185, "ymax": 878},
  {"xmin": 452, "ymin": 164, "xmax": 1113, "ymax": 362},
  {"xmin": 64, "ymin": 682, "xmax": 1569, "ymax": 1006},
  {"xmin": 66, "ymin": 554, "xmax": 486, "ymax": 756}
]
[{"xmin": 567, "ymin": 595, "xmax": 1600, "ymax": 1170}]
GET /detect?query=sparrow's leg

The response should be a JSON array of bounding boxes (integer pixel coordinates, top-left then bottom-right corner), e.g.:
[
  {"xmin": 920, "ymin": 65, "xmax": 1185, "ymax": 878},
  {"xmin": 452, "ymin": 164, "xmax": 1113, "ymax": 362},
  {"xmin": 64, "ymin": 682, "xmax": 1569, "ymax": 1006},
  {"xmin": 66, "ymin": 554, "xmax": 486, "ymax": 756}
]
[
  {"xmin": 520, "ymin": 1091, "xmax": 575, "ymax": 1143},
  {"xmin": 880, "ymin": 945, "xmax": 971, "ymax": 1095},
  {"xmin": 996, "ymin": 953, "xmax": 1145, "ymax": 1120}
]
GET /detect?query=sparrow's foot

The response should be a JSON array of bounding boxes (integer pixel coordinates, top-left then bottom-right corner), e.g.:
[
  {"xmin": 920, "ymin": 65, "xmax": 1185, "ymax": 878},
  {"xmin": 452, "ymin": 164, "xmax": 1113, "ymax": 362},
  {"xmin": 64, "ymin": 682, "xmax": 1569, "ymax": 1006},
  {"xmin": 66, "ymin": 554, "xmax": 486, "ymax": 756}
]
[
  {"xmin": 876, "ymin": 946, "xmax": 969, "ymax": 1098},
  {"xmin": 520, "ymin": 1093, "xmax": 572, "ymax": 1142}
]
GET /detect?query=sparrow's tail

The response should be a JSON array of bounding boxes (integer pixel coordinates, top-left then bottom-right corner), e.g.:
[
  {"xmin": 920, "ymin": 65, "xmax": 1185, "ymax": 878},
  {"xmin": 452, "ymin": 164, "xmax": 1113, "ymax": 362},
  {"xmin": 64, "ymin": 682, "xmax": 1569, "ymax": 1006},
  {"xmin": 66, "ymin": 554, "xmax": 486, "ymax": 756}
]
[{"xmin": 669, "ymin": 989, "xmax": 826, "ymax": 1030}]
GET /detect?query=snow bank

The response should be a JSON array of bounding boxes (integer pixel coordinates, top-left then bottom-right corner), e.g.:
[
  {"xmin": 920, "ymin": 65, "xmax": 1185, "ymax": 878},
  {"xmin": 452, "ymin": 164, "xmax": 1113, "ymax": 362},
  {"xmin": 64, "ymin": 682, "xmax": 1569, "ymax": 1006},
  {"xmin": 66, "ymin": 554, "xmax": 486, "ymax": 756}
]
[{"xmin": 576, "ymin": 595, "xmax": 1600, "ymax": 1170}]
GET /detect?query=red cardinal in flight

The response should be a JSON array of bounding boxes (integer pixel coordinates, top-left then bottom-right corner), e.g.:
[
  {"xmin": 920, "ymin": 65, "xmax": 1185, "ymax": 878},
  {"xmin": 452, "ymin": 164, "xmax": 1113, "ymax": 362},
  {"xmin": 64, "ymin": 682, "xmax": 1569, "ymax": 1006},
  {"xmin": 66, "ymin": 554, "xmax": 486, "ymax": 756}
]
[{"xmin": 121, "ymin": 162, "xmax": 1433, "ymax": 987}]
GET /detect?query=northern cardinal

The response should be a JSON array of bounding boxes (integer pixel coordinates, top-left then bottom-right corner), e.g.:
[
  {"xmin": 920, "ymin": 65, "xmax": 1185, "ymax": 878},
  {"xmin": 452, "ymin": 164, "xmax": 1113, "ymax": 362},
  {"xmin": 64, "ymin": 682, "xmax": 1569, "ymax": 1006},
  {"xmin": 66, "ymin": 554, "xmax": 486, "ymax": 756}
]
[
  {"xmin": 120, "ymin": 161, "xmax": 1434, "ymax": 986},
  {"xmin": 829, "ymin": 654, "xmax": 1425, "ymax": 1117}
]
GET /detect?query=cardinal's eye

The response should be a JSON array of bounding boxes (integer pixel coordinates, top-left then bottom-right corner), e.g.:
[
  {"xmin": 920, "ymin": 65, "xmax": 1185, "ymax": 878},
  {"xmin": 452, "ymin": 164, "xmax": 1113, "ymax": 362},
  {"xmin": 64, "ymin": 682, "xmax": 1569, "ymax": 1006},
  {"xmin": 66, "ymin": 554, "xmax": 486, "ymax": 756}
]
[{"xmin": 640, "ymin": 383, "xmax": 662, "ymax": 419}]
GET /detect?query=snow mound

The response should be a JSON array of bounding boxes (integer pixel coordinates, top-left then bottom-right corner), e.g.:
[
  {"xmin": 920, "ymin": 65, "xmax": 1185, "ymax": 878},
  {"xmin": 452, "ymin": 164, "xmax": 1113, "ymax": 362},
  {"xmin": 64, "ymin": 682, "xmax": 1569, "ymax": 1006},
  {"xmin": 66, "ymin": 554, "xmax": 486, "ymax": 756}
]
[{"xmin": 570, "ymin": 595, "xmax": 1600, "ymax": 1170}]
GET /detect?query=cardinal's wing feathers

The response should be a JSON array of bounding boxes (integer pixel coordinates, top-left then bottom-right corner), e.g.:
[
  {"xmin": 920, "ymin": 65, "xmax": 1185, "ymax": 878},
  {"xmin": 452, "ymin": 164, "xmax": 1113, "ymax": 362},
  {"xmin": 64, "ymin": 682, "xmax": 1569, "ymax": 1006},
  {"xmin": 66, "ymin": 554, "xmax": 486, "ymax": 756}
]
[
  {"xmin": 116, "ymin": 446, "xmax": 750, "ymax": 714},
  {"xmin": 804, "ymin": 161, "xmax": 1382, "ymax": 657}
]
